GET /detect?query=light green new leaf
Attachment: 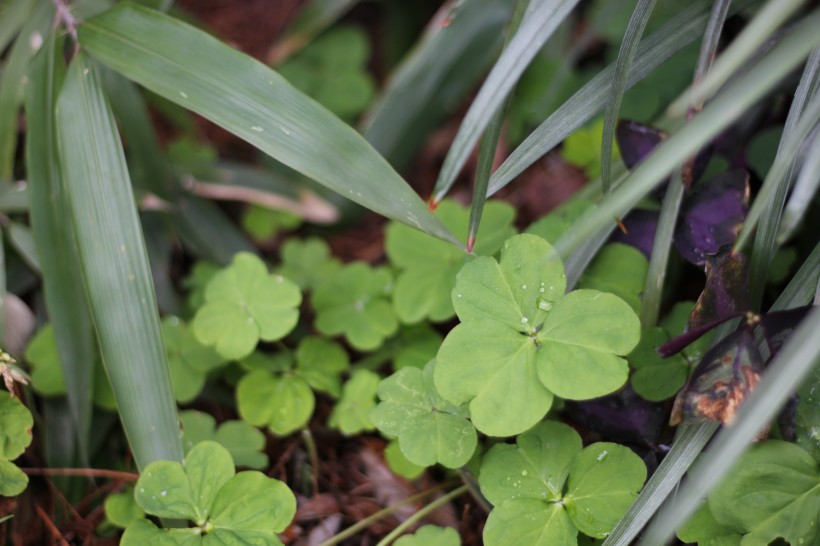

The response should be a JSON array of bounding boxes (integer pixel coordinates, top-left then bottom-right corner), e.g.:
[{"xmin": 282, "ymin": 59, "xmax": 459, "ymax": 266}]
[
  {"xmin": 163, "ymin": 317, "xmax": 228, "ymax": 403},
  {"xmin": 708, "ymin": 441, "xmax": 819, "ymax": 546},
  {"xmin": 312, "ymin": 263, "xmax": 398, "ymax": 350},
  {"xmin": 276, "ymin": 237, "xmax": 340, "ymax": 291},
  {"xmin": 479, "ymin": 421, "xmax": 583, "ymax": 505},
  {"xmin": 180, "ymin": 410, "xmax": 268, "ymax": 470},
  {"xmin": 104, "ymin": 487, "xmax": 145, "ymax": 529},
  {"xmin": 329, "ymin": 369, "xmax": 379, "ymax": 435},
  {"xmin": 385, "ymin": 440, "xmax": 425, "ymax": 480},
  {"xmin": 0, "ymin": 395, "xmax": 32, "ymax": 461},
  {"xmin": 78, "ymin": 2, "xmax": 457, "ymax": 245},
  {"xmin": 0, "ymin": 458, "xmax": 28, "ymax": 497},
  {"xmin": 24, "ymin": 325, "xmax": 68, "ymax": 396},
  {"xmin": 192, "ymin": 253, "xmax": 301, "ymax": 360},
  {"xmin": 394, "ymin": 524, "xmax": 460, "ymax": 546},
  {"xmin": 295, "ymin": 337, "xmax": 349, "ymax": 397},
  {"xmin": 237, "ymin": 370, "xmax": 315, "ymax": 436},
  {"xmin": 386, "ymin": 200, "xmax": 516, "ymax": 324},
  {"xmin": 371, "ymin": 361, "xmax": 476, "ymax": 469},
  {"xmin": 484, "ymin": 499, "xmax": 577, "ymax": 546},
  {"xmin": 56, "ymin": 52, "xmax": 181, "ymax": 470},
  {"xmin": 564, "ymin": 443, "xmax": 647, "ymax": 538}
]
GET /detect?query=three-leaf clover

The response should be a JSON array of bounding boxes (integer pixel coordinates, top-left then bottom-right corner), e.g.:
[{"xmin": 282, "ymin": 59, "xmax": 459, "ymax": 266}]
[
  {"xmin": 0, "ymin": 395, "xmax": 33, "ymax": 497},
  {"xmin": 329, "ymin": 369, "xmax": 380, "ymax": 435},
  {"xmin": 181, "ymin": 410, "xmax": 268, "ymax": 469},
  {"xmin": 577, "ymin": 243, "xmax": 648, "ymax": 314},
  {"xmin": 163, "ymin": 317, "xmax": 228, "ymax": 403},
  {"xmin": 275, "ymin": 237, "xmax": 341, "ymax": 291},
  {"xmin": 312, "ymin": 262, "xmax": 398, "ymax": 350},
  {"xmin": 122, "ymin": 441, "xmax": 296, "ymax": 545},
  {"xmin": 371, "ymin": 360, "xmax": 477, "ymax": 468},
  {"xmin": 435, "ymin": 234, "xmax": 641, "ymax": 436},
  {"xmin": 480, "ymin": 421, "xmax": 646, "ymax": 545},
  {"xmin": 386, "ymin": 199, "xmax": 516, "ymax": 324},
  {"xmin": 394, "ymin": 525, "xmax": 460, "ymax": 546},
  {"xmin": 104, "ymin": 487, "xmax": 145, "ymax": 529},
  {"xmin": 237, "ymin": 338, "xmax": 349, "ymax": 436},
  {"xmin": 192, "ymin": 252, "xmax": 301, "ymax": 360}
]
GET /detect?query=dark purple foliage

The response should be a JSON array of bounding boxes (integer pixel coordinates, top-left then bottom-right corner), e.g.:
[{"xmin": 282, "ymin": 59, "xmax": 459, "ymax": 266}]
[
  {"xmin": 610, "ymin": 209, "xmax": 659, "ymax": 259},
  {"xmin": 566, "ymin": 387, "xmax": 666, "ymax": 448},
  {"xmin": 674, "ymin": 170, "xmax": 749, "ymax": 266},
  {"xmin": 616, "ymin": 120, "xmax": 666, "ymax": 169},
  {"xmin": 760, "ymin": 306, "xmax": 812, "ymax": 357},
  {"xmin": 689, "ymin": 250, "xmax": 750, "ymax": 330}
]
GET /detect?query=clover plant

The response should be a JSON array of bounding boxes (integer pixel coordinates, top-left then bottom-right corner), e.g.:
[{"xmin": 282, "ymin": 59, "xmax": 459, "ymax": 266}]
[
  {"xmin": 275, "ymin": 237, "xmax": 341, "ymax": 291},
  {"xmin": 104, "ymin": 487, "xmax": 145, "ymax": 529},
  {"xmin": 525, "ymin": 198, "xmax": 594, "ymax": 244},
  {"xmin": 678, "ymin": 441, "xmax": 819, "ymax": 545},
  {"xmin": 192, "ymin": 252, "xmax": 301, "ymax": 360},
  {"xmin": 796, "ymin": 364, "xmax": 820, "ymax": 462},
  {"xmin": 180, "ymin": 410, "xmax": 268, "ymax": 469},
  {"xmin": 184, "ymin": 260, "xmax": 222, "ymax": 313},
  {"xmin": 371, "ymin": 360, "xmax": 477, "ymax": 469},
  {"xmin": 386, "ymin": 199, "xmax": 516, "ymax": 324},
  {"xmin": 329, "ymin": 369, "xmax": 380, "ymax": 435},
  {"xmin": 0, "ymin": 394, "xmax": 33, "ymax": 497},
  {"xmin": 384, "ymin": 440, "xmax": 425, "ymax": 480},
  {"xmin": 560, "ymin": 118, "xmax": 620, "ymax": 179},
  {"xmin": 236, "ymin": 337, "xmax": 349, "ymax": 436},
  {"xmin": 392, "ymin": 324, "xmax": 444, "ymax": 371},
  {"xmin": 122, "ymin": 441, "xmax": 296, "ymax": 545},
  {"xmin": 312, "ymin": 262, "xmax": 397, "ymax": 351},
  {"xmin": 162, "ymin": 317, "xmax": 228, "ymax": 403},
  {"xmin": 241, "ymin": 205, "xmax": 301, "ymax": 242},
  {"xmin": 435, "ymin": 234, "xmax": 641, "ymax": 436},
  {"xmin": 577, "ymin": 243, "xmax": 648, "ymax": 314},
  {"xmin": 394, "ymin": 524, "xmax": 460, "ymax": 546},
  {"xmin": 480, "ymin": 421, "xmax": 646, "ymax": 545}
]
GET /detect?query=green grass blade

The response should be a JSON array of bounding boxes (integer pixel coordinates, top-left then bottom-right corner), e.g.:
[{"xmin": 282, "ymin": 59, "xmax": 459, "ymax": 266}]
[
  {"xmin": 25, "ymin": 33, "xmax": 95, "ymax": 463},
  {"xmin": 0, "ymin": 182, "xmax": 28, "ymax": 212},
  {"xmin": 6, "ymin": 223, "xmax": 39, "ymax": 273},
  {"xmin": 0, "ymin": 2, "xmax": 52, "ymax": 180},
  {"xmin": 639, "ymin": 305, "xmax": 820, "ymax": 545},
  {"xmin": 56, "ymin": 53, "xmax": 182, "ymax": 470},
  {"xmin": 268, "ymin": 0, "xmax": 360, "ymax": 64},
  {"xmin": 430, "ymin": 0, "xmax": 581, "ymax": 204},
  {"xmin": 600, "ymin": 0, "xmax": 658, "ymax": 195},
  {"xmin": 171, "ymin": 194, "xmax": 256, "ymax": 265},
  {"xmin": 667, "ymin": 0, "xmax": 808, "ymax": 117},
  {"xmin": 740, "ymin": 89, "xmax": 820, "ymax": 307},
  {"xmin": 772, "ymin": 242, "xmax": 820, "ymax": 310},
  {"xmin": 488, "ymin": 0, "xmax": 718, "ymax": 196},
  {"xmin": 553, "ymin": 9, "xmax": 820, "ymax": 259},
  {"xmin": 778, "ymin": 128, "xmax": 820, "ymax": 244},
  {"xmin": 362, "ymin": 0, "xmax": 513, "ymax": 170},
  {"xmin": 0, "ymin": 0, "xmax": 36, "ymax": 57},
  {"xmin": 78, "ymin": 2, "xmax": 458, "ymax": 246}
]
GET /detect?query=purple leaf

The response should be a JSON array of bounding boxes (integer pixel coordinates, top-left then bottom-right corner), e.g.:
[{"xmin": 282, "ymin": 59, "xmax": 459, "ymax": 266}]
[
  {"xmin": 657, "ymin": 314, "xmax": 741, "ymax": 357},
  {"xmin": 760, "ymin": 306, "xmax": 812, "ymax": 357},
  {"xmin": 688, "ymin": 249, "xmax": 750, "ymax": 331},
  {"xmin": 566, "ymin": 387, "xmax": 666, "ymax": 447},
  {"xmin": 610, "ymin": 209, "xmax": 659, "ymax": 259},
  {"xmin": 616, "ymin": 120, "xmax": 665, "ymax": 169},
  {"xmin": 670, "ymin": 327, "xmax": 763, "ymax": 426},
  {"xmin": 674, "ymin": 169, "xmax": 750, "ymax": 266}
]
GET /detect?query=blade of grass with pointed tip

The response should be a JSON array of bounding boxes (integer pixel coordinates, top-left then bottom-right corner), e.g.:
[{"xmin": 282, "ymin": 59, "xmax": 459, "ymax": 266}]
[
  {"xmin": 778, "ymin": 129, "xmax": 820, "ymax": 243},
  {"xmin": 430, "ymin": 0, "xmax": 581, "ymax": 204},
  {"xmin": 268, "ymin": 0, "xmax": 360, "ymax": 65},
  {"xmin": 488, "ymin": 0, "xmax": 721, "ymax": 196},
  {"xmin": 739, "ymin": 89, "xmax": 820, "ymax": 307},
  {"xmin": 6, "ymin": 223, "xmax": 39, "ymax": 274},
  {"xmin": 553, "ymin": 9, "xmax": 820, "ymax": 260},
  {"xmin": 667, "ymin": 0, "xmax": 807, "ymax": 117},
  {"xmin": 0, "ymin": 2, "xmax": 51, "ymax": 181},
  {"xmin": 600, "ymin": 0, "xmax": 658, "ymax": 195},
  {"xmin": 56, "ymin": 53, "xmax": 182, "ymax": 470},
  {"xmin": 0, "ymin": 0, "xmax": 35, "ymax": 59},
  {"xmin": 0, "ymin": 183, "xmax": 27, "ymax": 213},
  {"xmin": 78, "ymin": 3, "xmax": 458, "ymax": 246},
  {"xmin": 639, "ymin": 305, "xmax": 820, "ymax": 545},
  {"xmin": 362, "ymin": 0, "xmax": 513, "ymax": 170},
  {"xmin": 25, "ymin": 33, "xmax": 95, "ymax": 463}
]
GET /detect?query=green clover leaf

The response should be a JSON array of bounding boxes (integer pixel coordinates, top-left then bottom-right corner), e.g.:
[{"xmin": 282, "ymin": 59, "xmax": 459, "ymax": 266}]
[
  {"xmin": 561, "ymin": 118, "xmax": 620, "ymax": 180},
  {"xmin": 329, "ymin": 369, "xmax": 379, "ymax": 435},
  {"xmin": 394, "ymin": 525, "xmax": 460, "ymax": 546},
  {"xmin": 393, "ymin": 324, "xmax": 444, "ymax": 371},
  {"xmin": 385, "ymin": 440, "xmax": 425, "ymax": 480},
  {"xmin": 371, "ymin": 360, "xmax": 477, "ymax": 468},
  {"xmin": 435, "ymin": 234, "xmax": 640, "ymax": 436},
  {"xmin": 312, "ymin": 262, "xmax": 398, "ymax": 351},
  {"xmin": 181, "ymin": 410, "xmax": 268, "ymax": 469},
  {"xmin": 237, "ymin": 369, "xmax": 314, "ymax": 436},
  {"xmin": 192, "ymin": 253, "xmax": 301, "ymax": 360},
  {"xmin": 124, "ymin": 442, "xmax": 295, "ymax": 545},
  {"xmin": 708, "ymin": 441, "xmax": 819, "ymax": 546},
  {"xmin": 796, "ymin": 360, "xmax": 820, "ymax": 462},
  {"xmin": 241, "ymin": 205, "xmax": 301, "ymax": 242},
  {"xmin": 480, "ymin": 422, "xmax": 646, "ymax": 545},
  {"xmin": 163, "ymin": 317, "xmax": 228, "ymax": 403},
  {"xmin": 184, "ymin": 260, "xmax": 221, "ymax": 313},
  {"xmin": 0, "ymin": 395, "xmax": 32, "ymax": 497},
  {"xmin": 276, "ymin": 237, "xmax": 341, "ymax": 291},
  {"xmin": 629, "ymin": 327, "xmax": 689, "ymax": 402},
  {"xmin": 578, "ymin": 243, "xmax": 648, "ymax": 314},
  {"xmin": 526, "ymin": 199, "xmax": 595, "ymax": 244},
  {"xmin": 677, "ymin": 502, "xmax": 742, "ymax": 545},
  {"xmin": 386, "ymin": 199, "xmax": 516, "ymax": 324},
  {"xmin": 295, "ymin": 337, "xmax": 349, "ymax": 398},
  {"xmin": 104, "ymin": 487, "xmax": 145, "ymax": 528}
]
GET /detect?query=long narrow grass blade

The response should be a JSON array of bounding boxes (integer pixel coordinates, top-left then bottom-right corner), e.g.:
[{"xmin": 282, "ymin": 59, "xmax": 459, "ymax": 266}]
[
  {"xmin": 0, "ymin": 228, "xmax": 5, "ymax": 345},
  {"xmin": 553, "ymin": 9, "xmax": 820, "ymax": 259},
  {"xmin": 6, "ymin": 223, "xmax": 39, "ymax": 273},
  {"xmin": 639, "ymin": 305, "xmax": 820, "ymax": 545},
  {"xmin": 604, "ymin": 243, "xmax": 820, "ymax": 546},
  {"xmin": 25, "ymin": 34, "xmax": 95, "ymax": 463},
  {"xmin": 171, "ymin": 194, "xmax": 256, "ymax": 265},
  {"xmin": 0, "ymin": 0, "xmax": 36, "ymax": 57},
  {"xmin": 689, "ymin": 0, "xmax": 732, "ymax": 110},
  {"xmin": 778, "ymin": 129, "xmax": 820, "ymax": 243},
  {"xmin": 738, "ymin": 90, "xmax": 820, "ymax": 306},
  {"xmin": 267, "ymin": 0, "xmax": 360, "ymax": 65},
  {"xmin": 0, "ymin": 182, "xmax": 27, "ymax": 212},
  {"xmin": 667, "ymin": 0, "xmax": 807, "ymax": 117},
  {"xmin": 56, "ymin": 53, "xmax": 182, "ymax": 470},
  {"xmin": 600, "ymin": 0, "xmax": 658, "ymax": 195},
  {"xmin": 362, "ymin": 0, "xmax": 513, "ymax": 170},
  {"xmin": 488, "ymin": 0, "xmax": 719, "ymax": 196},
  {"xmin": 0, "ymin": 2, "xmax": 51, "ymax": 180},
  {"xmin": 430, "ymin": 0, "xmax": 581, "ymax": 204},
  {"xmin": 78, "ymin": 3, "xmax": 458, "ymax": 245}
]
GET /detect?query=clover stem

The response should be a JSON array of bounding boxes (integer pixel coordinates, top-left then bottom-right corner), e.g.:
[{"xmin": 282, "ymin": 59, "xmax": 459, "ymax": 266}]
[
  {"xmin": 457, "ymin": 467, "xmax": 492, "ymax": 514},
  {"xmin": 301, "ymin": 429, "xmax": 319, "ymax": 494},
  {"xmin": 374, "ymin": 485, "xmax": 469, "ymax": 546},
  {"xmin": 317, "ymin": 481, "xmax": 458, "ymax": 546}
]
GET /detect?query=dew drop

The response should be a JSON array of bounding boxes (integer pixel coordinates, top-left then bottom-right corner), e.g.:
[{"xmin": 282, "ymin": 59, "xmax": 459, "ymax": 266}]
[
  {"xmin": 456, "ymin": 293, "xmax": 463, "ymax": 298},
  {"xmin": 537, "ymin": 298, "xmax": 553, "ymax": 311},
  {"xmin": 160, "ymin": 490, "xmax": 167, "ymax": 497},
  {"xmin": 251, "ymin": 126, "xmax": 264, "ymax": 133},
  {"xmin": 521, "ymin": 284, "xmax": 528, "ymax": 290},
  {"xmin": 520, "ymin": 317, "xmax": 529, "ymax": 324},
  {"xmin": 521, "ymin": 470, "xmax": 528, "ymax": 476},
  {"xmin": 179, "ymin": 91, "xmax": 188, "ymax": 99},
  {"xmin": 596, "ymin": 450, "xmax": 608, "ymax": 462}
]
